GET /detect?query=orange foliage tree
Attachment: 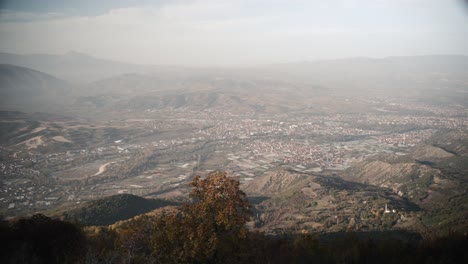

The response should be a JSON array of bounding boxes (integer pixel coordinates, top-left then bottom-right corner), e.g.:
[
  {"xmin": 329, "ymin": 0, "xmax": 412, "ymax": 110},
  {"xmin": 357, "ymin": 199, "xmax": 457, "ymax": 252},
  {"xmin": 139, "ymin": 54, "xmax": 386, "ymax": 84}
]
[{"xmin": 152, "ymin": 171, "xmax": 252, "ymax": 263}]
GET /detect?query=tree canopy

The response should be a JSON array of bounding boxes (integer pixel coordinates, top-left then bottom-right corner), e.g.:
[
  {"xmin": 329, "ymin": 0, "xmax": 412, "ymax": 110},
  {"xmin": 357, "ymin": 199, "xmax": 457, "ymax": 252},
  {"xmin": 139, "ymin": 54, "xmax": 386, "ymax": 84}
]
[{"xmin": 152, "ymin": 171, "xmax": 252, "ymax": 263}]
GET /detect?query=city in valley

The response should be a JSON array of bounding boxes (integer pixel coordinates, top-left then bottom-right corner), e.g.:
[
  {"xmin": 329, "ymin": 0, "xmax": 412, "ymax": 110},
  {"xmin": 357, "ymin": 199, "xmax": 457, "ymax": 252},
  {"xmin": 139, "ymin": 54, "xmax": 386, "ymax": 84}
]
[{"xmin": 0, "ymin": 52, "xmax": 467, "ymax": 234}]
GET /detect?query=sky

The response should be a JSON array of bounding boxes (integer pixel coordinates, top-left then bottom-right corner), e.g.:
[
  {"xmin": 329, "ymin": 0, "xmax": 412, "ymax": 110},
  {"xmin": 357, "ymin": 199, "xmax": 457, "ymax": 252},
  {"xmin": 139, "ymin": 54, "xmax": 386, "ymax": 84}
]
[{"xmin": 0, "ymin": 0, "xmax": 468, "ymax": 66}]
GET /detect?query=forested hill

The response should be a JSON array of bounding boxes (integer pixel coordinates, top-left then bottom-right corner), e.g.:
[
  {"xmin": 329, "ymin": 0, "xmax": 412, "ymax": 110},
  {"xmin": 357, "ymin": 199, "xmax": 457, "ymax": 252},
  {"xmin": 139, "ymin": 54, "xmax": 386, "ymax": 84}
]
[{"xmin": 60, "ymin": 194, "xmax": 177, "ymax": 226}]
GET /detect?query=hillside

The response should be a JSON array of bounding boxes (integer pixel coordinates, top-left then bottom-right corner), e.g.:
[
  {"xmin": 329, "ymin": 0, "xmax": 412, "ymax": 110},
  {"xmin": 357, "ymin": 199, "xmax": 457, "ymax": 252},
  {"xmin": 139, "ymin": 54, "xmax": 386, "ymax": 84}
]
[
  {"xmin": 242, "ymin": 169, "xmax": 421, "ymax": 234},
  {"xmin": 59, "ymin": 194, "xmax": 177, "ymax": 226},
  {"xmin": 0, "ymin": 51, "xmax": 153, "ymax": 83},
  {"xmin": 342, "ymin": 131, "xmax": 468, "ymax": 233},
  {"xmin": 71, "ymin": 73, "xmax": 312, "ymax": 116},
  {"xmin": 0, "ymin": 64, "xmax": 73, "ymax": 113}
]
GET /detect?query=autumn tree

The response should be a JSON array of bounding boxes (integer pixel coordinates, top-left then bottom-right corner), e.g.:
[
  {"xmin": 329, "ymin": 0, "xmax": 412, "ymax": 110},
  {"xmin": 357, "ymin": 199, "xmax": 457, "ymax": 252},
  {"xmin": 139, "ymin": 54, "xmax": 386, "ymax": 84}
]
[
  {"xmin": 152, "ymin": 171, "xmax": 252, "ymax": 263},
  {"xmin": 117, "ymin": 216, "xmax": 155, "ymax": 264}
]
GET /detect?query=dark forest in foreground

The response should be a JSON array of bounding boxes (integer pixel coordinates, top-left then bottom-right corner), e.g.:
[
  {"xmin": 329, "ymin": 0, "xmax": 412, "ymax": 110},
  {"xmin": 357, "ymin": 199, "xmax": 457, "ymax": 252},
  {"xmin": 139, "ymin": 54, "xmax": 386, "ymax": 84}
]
[{"xmin": 1, "ymin": 172, "xmax": 467, "ymax": 264}]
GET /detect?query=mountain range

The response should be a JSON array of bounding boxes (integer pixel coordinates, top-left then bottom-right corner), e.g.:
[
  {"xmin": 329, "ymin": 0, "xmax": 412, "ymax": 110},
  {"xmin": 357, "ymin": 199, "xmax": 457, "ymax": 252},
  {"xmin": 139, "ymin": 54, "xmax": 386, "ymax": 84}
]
[{"xmin": 1, "ymin": 52, "xmax": 468, "ymax": 118}]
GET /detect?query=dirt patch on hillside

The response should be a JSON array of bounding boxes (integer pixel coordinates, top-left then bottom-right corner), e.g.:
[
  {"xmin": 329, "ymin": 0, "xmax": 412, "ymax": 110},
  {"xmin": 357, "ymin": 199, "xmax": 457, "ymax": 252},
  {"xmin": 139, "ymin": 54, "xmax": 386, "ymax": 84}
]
[{"xmin": 52, "ymin": 136, "xmax": 72, "ymax": 143}]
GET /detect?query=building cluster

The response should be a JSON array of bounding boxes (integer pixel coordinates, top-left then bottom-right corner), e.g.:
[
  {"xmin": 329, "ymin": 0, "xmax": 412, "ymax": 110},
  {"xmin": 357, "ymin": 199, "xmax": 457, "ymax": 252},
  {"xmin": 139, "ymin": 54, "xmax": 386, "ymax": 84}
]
[
  {"xmin": 376, "ymin": 130, "xmax": 433, "ymax": 146},
  {"xmin": 0, "ymin": 182, "xmax": 68, "ymax": 212},
  {"xmin": 245, "ymin": 140, "xmax": 349, "ymax": 168},
  {"xmin": 363, "ymin": 115, "xmax": 467, "ymax": 130},
  {"xmin": 0, "ymin": 162, "xmax": 41, "ymax": 181}
]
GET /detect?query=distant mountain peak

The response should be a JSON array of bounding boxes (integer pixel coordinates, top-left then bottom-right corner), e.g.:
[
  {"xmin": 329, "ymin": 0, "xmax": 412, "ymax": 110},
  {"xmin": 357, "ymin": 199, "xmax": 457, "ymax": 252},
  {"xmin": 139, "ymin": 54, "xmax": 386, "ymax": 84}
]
[{"xmin": 64, "ymin": 50, "xmax": 93, "ymax": 59}]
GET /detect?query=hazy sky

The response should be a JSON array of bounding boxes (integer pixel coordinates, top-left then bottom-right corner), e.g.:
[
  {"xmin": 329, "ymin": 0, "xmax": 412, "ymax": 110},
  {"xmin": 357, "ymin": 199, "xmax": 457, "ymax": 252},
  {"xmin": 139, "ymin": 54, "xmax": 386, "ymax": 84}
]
[{"xmin": 1, "ymin": 0, "xmax": 468, "ymax": 66}]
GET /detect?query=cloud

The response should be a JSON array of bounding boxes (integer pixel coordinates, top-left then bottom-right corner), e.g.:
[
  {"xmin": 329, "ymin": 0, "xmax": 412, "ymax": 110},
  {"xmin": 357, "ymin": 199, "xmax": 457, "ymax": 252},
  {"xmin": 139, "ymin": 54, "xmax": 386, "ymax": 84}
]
[
  {"xmin": 0, "ymin": 0, "xmax": 467, "ymax": 66},
  {"xmin": 0, "ymin": 9, "xmax": 65, "ymax": 22}
]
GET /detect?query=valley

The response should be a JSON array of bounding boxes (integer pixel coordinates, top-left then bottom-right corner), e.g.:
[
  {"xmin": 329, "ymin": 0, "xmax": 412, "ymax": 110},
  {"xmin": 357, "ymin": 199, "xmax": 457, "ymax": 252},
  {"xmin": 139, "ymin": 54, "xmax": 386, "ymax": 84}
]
[
  {"xmin": 1, "ymin": 97, "xmax": 466, "ymax": 235},
  {"xmin": 0, "ymin": 53, "xmax": 467, "ymax": 236}
]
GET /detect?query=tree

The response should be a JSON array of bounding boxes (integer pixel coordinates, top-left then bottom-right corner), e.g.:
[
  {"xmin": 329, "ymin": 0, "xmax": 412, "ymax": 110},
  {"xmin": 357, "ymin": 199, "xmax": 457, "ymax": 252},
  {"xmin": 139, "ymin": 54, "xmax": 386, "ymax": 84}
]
[
  {"xmin": 152, "ymin": 171, "xmax": 252, "ymax": 263},
  {"xmin": 117, "ymin": 216, "xmax": 155, "ymax": 264},
  {"xmin": 186, "ymin": 171, "xmax": 252, "ymax": 234}
]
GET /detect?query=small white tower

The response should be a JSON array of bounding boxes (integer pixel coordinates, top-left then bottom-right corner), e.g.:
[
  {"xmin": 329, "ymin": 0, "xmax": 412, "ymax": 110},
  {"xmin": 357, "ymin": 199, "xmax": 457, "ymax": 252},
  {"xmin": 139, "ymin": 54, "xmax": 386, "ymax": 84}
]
[{"xmin": 384, "ymin": 203, "xmax": 391, "ymax": 213}]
